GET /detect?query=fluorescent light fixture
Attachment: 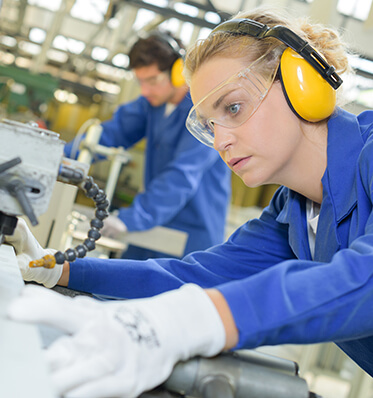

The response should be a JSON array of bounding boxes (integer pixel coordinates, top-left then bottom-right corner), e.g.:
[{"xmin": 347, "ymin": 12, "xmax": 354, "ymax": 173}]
[
  {"xmin": 53, "ymin": 35, "xmax": 85, "ymax": 54},
  {"xmin": 133, "ymin": 9, "xmax": 156, "ymax": 30},
  {"xmin": 174, "ymin": 2, "xmax": 199, "ymax": 17},
  {"xmin": 96, "ymin": 63, "xmax": 126, "ymax": 80},
  {"xmin": 67, "ymin": 92, "xmax": 78, "ymax": 104},
  {"xmin": 179, "ymin": 22, "xmax": 194, "ymax": 45},
  {"xmin": 47, "ymin": 48, "xmax": 69, "ymax": 63},
  {"xmin": 54, "ymin": 89, "xmax": 78, "ymax": 103},
  {"xmin": 95, "ymin": 80, "xmax": 121, "ymax": 95},
  {"xmin": 53, "ymin": 35, "xmax": 67, "ymax": 50},
  {"xmin": 18, "ymin": 40, "xmax": 41, "ymax": 55},
  {"xmin": 0, "ymin": 35, "xmax": 17, "ymax": 47},
  {"xmin": 10, "ymin": 82, "xmax": 26, "ymax": 95},
  {"xmin": 159, "ymin": 18, "xmax": 180, "ymax": 34},
  {"xmin": 54, "ymin": 89, "xmax": 68, "ymax": 102},
  {"xmin": 348, "ymin": 54, "xmax": 373, "ymax": 74},
  {"xmin": 91, "ymin": 46, "xmax": 109, "ymax": 62},
  {"xmin": 204, "ymin": 12, "xmax": 220, "ymax": 24},
  {"xmin": 15, "ymin": 57, "xmax": 32, "ymax": 68},
  {"xmin": 0, "ymin": 51, "xmax": 15, "ymax": 64},
  {"xmin": 112, "ymin": 53, "xmax": 129, "ymax": 68},
  {"xmin": 29, "ymin": 27, "xmax": 46, "ymax": 44}
]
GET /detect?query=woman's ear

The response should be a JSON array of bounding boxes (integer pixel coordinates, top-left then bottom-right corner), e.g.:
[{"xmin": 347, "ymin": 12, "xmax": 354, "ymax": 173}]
[{"xmin": 278, "ymin": 48, "xmax": 336, "ymax": 122}]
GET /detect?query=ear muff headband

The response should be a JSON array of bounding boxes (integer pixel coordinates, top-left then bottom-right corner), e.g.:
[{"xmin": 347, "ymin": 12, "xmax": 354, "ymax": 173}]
[
  {"xmin": 211, "ymin": 19, "xmax": 343, "ymax": 122},
  {"xmin": 157, "ymin": 33, "xmax": 186, "ymax": 88}
]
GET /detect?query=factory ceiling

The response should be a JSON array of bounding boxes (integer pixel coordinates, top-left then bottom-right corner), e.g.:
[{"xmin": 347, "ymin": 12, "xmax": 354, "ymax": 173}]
[{"xmin": 0, "ymin": 0, "xmax": 372, "ymax": 109}]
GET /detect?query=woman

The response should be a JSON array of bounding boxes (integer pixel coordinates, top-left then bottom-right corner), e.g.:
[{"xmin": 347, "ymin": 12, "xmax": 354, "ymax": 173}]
[{"xmin": 8, "ymin": 7, "xmax": 373, "ymax": 398}]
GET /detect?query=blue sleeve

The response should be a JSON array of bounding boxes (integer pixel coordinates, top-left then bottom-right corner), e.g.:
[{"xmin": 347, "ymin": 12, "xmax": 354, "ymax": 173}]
[
  {"xmin": 69, "ymin": 188, "xmax": 294, "ymax": 296},
  {"xmin": 64, "ymin": 98, "xmax": 148, "ymax": 158},
  {"xmin": 98, "ymin": 98, "xmax": 148, "ymax": 149},
  {"xmin": 218, "ymin": 238, "xmax": 373, "ymax": 350},
  {"xmin": 118, "ymin": 126, "xmax": 222, "ymax": 230}
]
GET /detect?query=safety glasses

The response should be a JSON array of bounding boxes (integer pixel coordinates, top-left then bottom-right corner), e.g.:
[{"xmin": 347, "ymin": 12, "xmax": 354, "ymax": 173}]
[
  {"xmin": 186, "ymin": 48, "xmax": 282, "ymax": 148},
  {"xmin": 136, "ymin": 71, "xmax": 169, "ymax": 87}
]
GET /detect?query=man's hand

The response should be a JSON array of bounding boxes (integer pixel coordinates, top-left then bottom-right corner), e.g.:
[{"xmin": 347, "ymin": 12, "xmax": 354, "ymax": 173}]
[
  {"xmin": 100, "ymin": 213, "xmax": 127, "ymax": 239},
  {"xmin": 7, "ymin": 284, "xmax": 225, "ymax": 398},
  {"xmin": 5, "ymin": 218, "xmax": 62, "ymax": 288}
]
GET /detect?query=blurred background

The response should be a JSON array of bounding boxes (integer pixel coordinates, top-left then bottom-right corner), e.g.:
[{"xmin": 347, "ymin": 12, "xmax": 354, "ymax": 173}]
[{"xmin": 1, "ymin": 0, "xmax": 372, "ymax": 212}]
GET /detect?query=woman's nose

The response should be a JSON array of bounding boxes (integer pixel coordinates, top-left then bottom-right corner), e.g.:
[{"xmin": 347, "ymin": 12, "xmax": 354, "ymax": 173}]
[{"xmin": 213, "ymin": 124, "xmax": 235, "ymax": 152}]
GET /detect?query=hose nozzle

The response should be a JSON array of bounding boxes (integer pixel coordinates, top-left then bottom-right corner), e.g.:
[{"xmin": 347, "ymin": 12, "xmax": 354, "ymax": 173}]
[{"xmin": 29, "ymin": 254, "xmax": 56, "ymax": 269}]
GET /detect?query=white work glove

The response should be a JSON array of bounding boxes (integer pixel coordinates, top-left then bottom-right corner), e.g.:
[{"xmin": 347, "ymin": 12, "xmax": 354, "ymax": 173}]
[
  {"xmin": 100, "ymin": 213, "xmax": 127, "ymax": 239},
  {"xmin": 8, "ymin": 283, "xmax": 226, "ymax": 398},
  {"xmin": 5, "ymin": 218, "xmax": 62, "ymax": 288}
]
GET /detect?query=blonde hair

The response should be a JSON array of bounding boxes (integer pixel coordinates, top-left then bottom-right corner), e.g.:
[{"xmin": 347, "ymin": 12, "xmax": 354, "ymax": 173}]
[{"xmin": 184, "ymin": 6, "xmax": 350, "ymax": 98}]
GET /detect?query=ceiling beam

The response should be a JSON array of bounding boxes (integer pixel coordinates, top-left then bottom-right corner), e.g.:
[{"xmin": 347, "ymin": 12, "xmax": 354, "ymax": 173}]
[
  {"xmin": 15, "ymin": 0, "xmax": 28, "ymax": 32},
  {"xmin": 120, "ymin": 0, "xmax": 230, "ymax": 29},
  {"xmin": 30, "ymin": 0, "xmax": 75, "ymax": 74}
]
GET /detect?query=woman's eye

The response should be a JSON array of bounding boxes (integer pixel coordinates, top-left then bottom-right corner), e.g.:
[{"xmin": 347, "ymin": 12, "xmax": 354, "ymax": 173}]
[{"xmin": 227, "ymin": 103, "xmax": 240, "ymax": 115}]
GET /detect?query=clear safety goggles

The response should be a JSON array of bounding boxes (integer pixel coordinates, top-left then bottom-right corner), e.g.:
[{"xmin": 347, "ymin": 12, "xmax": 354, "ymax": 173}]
[
  {"xmin": 136, "ymin": 71, "xmax": 169, "ymax": 87},
  {"xmin": 186, "ymin": 48, "xmax": 282, "ymax": 148}
]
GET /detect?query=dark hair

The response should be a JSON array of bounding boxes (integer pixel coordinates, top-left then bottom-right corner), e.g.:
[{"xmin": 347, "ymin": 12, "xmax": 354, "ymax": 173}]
[{"xmin": 129, "ymin": 33, "xmax": 184, "ymax": 72}]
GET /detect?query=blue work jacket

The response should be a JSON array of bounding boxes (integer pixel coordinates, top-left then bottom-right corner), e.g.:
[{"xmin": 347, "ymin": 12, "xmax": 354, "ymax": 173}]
[
  {"xmin": 65, "ymin": 95, "xmax": 231, "ymax": 255},
  {"xmin": 69, "ymin": 108, "xmax": 373, "ymax": 376}
]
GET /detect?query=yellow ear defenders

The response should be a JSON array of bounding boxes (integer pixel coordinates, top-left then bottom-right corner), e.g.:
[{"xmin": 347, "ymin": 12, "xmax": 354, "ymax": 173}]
[
  {"xmin": 170, "ymin": 57, "xmax": 186, "ymax": 88},
  {"xmin": 211, "ymin": 19, "xmax": 343, "ymax": 122},
  {"xmin": 157, "ymin": 33, "xmax": 186, "ymax": 88}
]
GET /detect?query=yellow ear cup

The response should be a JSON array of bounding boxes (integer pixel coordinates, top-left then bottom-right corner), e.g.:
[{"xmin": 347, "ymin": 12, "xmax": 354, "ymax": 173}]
[
  {"xmin": 280, "ymin": 47, "xmax": 336, "ymax": 122},
  {"xmin": 171, "ymin": 57, "xmax": 186, "ymax": 88}
]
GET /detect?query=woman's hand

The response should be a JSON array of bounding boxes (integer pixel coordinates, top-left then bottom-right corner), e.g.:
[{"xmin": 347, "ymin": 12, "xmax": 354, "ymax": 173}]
[
  {"xmin": 7, "ymin": 283, "xmax": 226, "ymax": 398},
  {"xmin": 5, "ymin": 218, "xmax": 62, "ymax": 288}
]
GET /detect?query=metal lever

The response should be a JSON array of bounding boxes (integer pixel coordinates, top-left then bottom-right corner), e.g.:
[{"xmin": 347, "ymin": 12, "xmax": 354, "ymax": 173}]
[
  {"xmin": 0, "ymin": 157, "xmax": 38, "ymax": 226},
  {"xmin": 7, "ymin": 177, "xmax": 38, "ymax": 226},
  {"xmin": 0, "ymin": 157, "xmax": 22, "ymax": 174}
]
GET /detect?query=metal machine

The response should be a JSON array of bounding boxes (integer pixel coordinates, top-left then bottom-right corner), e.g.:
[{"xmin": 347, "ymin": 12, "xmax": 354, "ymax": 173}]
[
  {"xmin": 0, "ymin": 118, "xmax": 110, "ymax": 266},
  {"xmin": 0, "ymin": 119, "xmax": 321, "ymax": 398},
  {"xmin": 139, "ymin": 350, "xmax": 321, "ymax": 398}
]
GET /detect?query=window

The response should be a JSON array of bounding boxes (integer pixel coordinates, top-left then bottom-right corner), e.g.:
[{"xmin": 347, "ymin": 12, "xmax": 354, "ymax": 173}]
[
  {"xmin": 70, "ymin": 0, "xmax": 110, "ymax": 24},
  {"xmin": 337, "ymin": 0, "xmax": 373, "ymax": 21},
  {"xmin": 28, "ymin": 0, "xmax": 62, "ymax": 12},
  {"xmin": 53, "ymin": 35, "xmax": 85, "ymax": 54}
]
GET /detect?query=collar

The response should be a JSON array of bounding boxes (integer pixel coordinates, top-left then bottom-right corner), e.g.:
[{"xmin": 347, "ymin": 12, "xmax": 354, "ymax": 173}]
[
  {"xmin": 277, "ymin": 108, "xmax": 363, "ymax": 225},
  {"xmin": 162, "ymin": 92, "xmax": 192, "ymax": 115}
]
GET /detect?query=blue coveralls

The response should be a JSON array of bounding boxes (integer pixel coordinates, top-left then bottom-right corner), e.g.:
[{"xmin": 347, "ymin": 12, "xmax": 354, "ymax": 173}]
[
  {"xmin": 68, "ymin": 108, "xmax": 373, "ymax": 376},
  {"xmin": 65, "ymin": 94, "xmax": 231, "ymax": 257}
]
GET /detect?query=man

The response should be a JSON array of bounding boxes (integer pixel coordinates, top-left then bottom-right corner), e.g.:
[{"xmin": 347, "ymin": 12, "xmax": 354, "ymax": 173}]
[{"xmin": 64, "ymin": 33, "xmax": 231, "ymax": 259}]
